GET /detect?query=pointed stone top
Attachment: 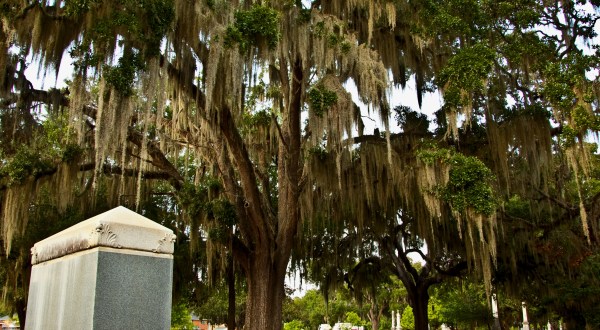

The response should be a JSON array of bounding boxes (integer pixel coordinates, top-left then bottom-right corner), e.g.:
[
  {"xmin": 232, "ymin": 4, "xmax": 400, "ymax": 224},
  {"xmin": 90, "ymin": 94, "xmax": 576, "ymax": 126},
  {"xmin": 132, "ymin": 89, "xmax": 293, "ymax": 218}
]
[{"xmin": 31, "ymin": 206, "xmax": 176, "ymax": 264}]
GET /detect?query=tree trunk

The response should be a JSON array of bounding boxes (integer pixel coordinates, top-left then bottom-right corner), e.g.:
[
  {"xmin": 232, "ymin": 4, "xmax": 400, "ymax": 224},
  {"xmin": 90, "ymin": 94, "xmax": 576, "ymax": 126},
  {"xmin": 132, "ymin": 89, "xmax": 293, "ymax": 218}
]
[
  {"xmin": 367, "ymin": 303, "xmax": 382, "ymax": 330},
  {"xmin": 16, "ymin": 298, "xmax": 26, "ymax": 329},
  {"xmin": 370, "ymin": 317, "xmax": 379, "ymax": 330},
  {"xmin": 563, "ymin": 317, "xmax": 586, "ymax": 330},
  {"xmin": 411, "ymin": 287, "xmax": 430, "ymax": 330},
  {"xmin": 227, "ymin": 55, "xmax": 303, "ymax": 330},
  {"xmin": 243, "ymin": 250, "xmax": 287, "ymax": 330}
]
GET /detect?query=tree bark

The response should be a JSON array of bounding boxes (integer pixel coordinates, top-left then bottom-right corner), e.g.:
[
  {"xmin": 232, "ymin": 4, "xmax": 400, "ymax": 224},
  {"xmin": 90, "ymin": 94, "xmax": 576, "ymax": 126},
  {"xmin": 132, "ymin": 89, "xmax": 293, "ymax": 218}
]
[
  {"xmin": 15, "ymin": 298, "xmax": 26, "ymax": 328},
  {"xmin": 243, "ymin": 249, "xmax": 287, "ymax": 330},
  {"xmin": 236, "ymin": 56, "xmax": 303, "ymax": 330},
  {"xmin": 411, "ymin": 285, "xmax": 430, "ymax": 330},
  {"xmin": 370, "ymin": 311, "xmax": 380, "ymax": 330}
]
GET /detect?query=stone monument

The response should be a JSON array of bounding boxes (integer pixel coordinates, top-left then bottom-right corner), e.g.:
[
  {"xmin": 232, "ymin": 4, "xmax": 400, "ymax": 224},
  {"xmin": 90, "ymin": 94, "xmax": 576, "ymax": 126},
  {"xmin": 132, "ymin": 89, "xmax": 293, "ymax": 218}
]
[
  {"xmin": 522, "ymin": 301, "xmax": 530, "ymax": 330},
  {"xmin": 491, "ymin": 293, "xmax": 501, "ymax": 330},
  {"xmin": 25, "ymin": 206, "xmax": 176, "ymax": 330}
]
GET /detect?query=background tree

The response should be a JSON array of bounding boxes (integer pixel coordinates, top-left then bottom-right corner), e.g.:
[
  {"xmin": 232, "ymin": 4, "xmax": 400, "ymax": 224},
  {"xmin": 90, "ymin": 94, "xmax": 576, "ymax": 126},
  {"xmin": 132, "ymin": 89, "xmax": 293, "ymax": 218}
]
[
  {"xmin": 301, "ymin": 103, "xmax": 497, "ymax": 329},
  {"xmin": 298, "ymin": 3, "xmax": 599, "ymax": 329},
  {"xmin": 283, "ymin": 319, "xmax": 305, "ymax": 330},
  {"xmin": 429, "ymin": 280, "xmax": 494, "ymax": 329},
  {"xmin": 170, "ymin": 302, "xmax": 195, "ymax": 330}
]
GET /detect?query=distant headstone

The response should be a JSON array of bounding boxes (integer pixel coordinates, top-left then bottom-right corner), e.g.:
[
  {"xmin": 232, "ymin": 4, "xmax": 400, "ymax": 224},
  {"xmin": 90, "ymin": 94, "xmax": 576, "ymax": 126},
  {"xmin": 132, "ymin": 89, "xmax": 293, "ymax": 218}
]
[
  {"xmin": 522, "ymin": 301, "xmax": 530, "ymax": 330},
  {"xmin": 25, "ymin": 206, "xmax": 175, "ymax": 330},
  {"xmin": 492, "ymin": 293, "xmax": 501, "ymax": 330}
]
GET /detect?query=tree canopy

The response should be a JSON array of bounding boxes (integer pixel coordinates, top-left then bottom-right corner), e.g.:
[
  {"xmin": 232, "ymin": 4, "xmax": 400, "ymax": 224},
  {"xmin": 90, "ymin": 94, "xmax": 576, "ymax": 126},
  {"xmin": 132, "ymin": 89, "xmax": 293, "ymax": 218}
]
[{"xmin": 1, "ymin": 0, "xmax": 599, "ymax": 329}]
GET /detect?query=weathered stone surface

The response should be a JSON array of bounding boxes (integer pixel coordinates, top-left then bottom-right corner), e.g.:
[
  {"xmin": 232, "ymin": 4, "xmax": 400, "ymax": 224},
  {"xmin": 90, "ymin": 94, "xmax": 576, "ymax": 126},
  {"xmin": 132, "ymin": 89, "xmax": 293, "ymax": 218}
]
[
  {"xmin": 25, "ymin": 207, "xmax": 174, "ymax": 330},
  {"xmin": 30, "ymin": 206, "xmax": 176, "ymax": 264}
]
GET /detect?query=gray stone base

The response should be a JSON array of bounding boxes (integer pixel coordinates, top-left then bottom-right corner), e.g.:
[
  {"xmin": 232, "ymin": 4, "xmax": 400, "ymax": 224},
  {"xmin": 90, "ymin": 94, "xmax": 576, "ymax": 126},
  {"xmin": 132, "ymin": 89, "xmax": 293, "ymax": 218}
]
[{"xmin": 26, "ymin": 247, "xmax": 173, "ymax": 330}]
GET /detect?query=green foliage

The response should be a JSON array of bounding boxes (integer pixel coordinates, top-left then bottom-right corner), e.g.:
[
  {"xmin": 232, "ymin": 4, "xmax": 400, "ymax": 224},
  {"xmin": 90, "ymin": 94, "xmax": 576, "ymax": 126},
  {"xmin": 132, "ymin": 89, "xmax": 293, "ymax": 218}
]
[
  {"xmin": 438, "ymin": 43, "xmax": 495, "ymax": 106},
  {"xmin": 417, "ymin": 148, "xmax": 497, "ymax": 216},
  {"xmin": 394, "ymin": 105, "xmax": 430, "ymax": 134},
  {"xmin": 68, "ymin": 0, "xmax": 174, "ymax": 70},
  {"xmin": 0, "ymin": 146, "xmax": 54, "ymax": 185},
  {"xmin": 311, "ymin": 21, "xmax": 350, "ymax": 53},
  {"xmin": 178, "ymin": 177, "xmax": 222, "ymax": 213},
  {"xmin": 326, "ymin": 32, "xmax": 343, "ymax": 48},
  {"xmin": 313, "ymin": 21, "xmax": 327, "ymax": 37},
  {"xmin": 429, "ymin": 281, "xmax": 492, "ymax": 328},
  {"xmin": 283, "ymin": 319, "xmax": 305, "ymax": 330},
  {"xmin": 245, "ymin": 80, "xmax": 282, "ymax": 108},
  {"xmin": 503, "ymin": 195, "xmax": 530, "ymax": 219},
  {"xmin": 484, "ymin": 0, "xmax": 541, "ymax": 28},
  {"xmin": 542, "ymin": 53, "xmax": 599, "ymax": 118},
  {"xmin": 559, "ymin": 125, "xmax": 579, "ymax": 147},
  {"xmin": 572, "ymin": 105, "xmax": 600, "ymax": 132},
  {"xmin": 498, "ymin": 103, "xmax": 552, "ymax": 124},
  {"xmin": 307, "ymin": 85, "xmax": 338, "ymax": 117},
  {"xmin": 401, "ymin": 306, "xmax": 415, "ymax": 330},
  {"xmin": 64, "ymin": 0, "xmax": 100, "ymax": 16},
  {"xmin": 41, "ymin": 111, "xmax": 80, "ymax": 160},
  {"xmin": 177, "ymin": 179, "xmax": 236, "ymax": 243},
  {"xmin": 344, "ymin": 311, "xmax": 367, "ymax": 326},
  {"xmin": 283, "ymin": 289, "xmax": 364, "ymax": 330},
  {"xmin": 210, "ymin": 198, "xmax": 237, "ymax": 227},
  {"xmin": 420, "ymin": 0, "xmax": 490, "ymax": 37},
  {"xmin": 283, "ymin": 290, "xmax": 326, "ymax": 328},
  {"xmin": 415, "ymin": 145, "xmax": 451, "ymax": 166},
  {"xmin": 61, "ymin": 144, "xmax": 83, "ymax": 162},
  {"xmin": 192, "ymin": 276, "xmax": 247, "ymax": 325},
  {"xmin": 443, "ymin": 153, "xmax": 496, "ymax": 215},
  {"xmin": 171, "ymin": 302, "xmax": 195, "ymax": 330},
  {"xmin": 500, "ymin": 31, "xmax": 553, "ymax": 70},
  {"xmin": 241, "ymin": 109, "xmax": 273, "ymax": 135},
  {"xmin": 298, "ymin": 7, "xmax": 312, "ymax": 24},
  {"xmin": 224, "ymin": 5, "xmax": 280, "ymax": 52},
  {"xmin": 103, "ymin": 50, "xmax": 145, "ymax": 96}
]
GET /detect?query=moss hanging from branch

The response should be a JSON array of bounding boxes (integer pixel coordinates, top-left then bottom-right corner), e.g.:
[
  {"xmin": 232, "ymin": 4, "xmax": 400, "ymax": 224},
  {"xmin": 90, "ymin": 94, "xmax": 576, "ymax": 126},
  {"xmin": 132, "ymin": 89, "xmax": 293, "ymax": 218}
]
[{"xmin": 437, "ymin": 43, "xmax": 495, "ymax": 139}]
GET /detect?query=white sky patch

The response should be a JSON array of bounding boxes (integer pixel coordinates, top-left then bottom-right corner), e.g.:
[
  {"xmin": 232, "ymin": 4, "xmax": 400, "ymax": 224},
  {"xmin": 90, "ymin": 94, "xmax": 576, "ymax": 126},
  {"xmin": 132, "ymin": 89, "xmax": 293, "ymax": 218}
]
[
  {"xmin": 25, "ymin": 51, "xmax": 73, "ymax": 90},
  {"xmin": 345, "ymin": 77, "xmax": 443, "ymax": 135},
  {"xmin": 286, "ymin": 267, "xmax": 317, "ymax": 298}
]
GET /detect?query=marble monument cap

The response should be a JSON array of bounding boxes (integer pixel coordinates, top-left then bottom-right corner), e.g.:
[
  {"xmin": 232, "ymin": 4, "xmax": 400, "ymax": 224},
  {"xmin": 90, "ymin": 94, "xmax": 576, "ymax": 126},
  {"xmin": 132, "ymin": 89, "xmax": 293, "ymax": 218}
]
[{"xmin": 31, "ymin": 206, "xmax": 176, "ymax": 264}]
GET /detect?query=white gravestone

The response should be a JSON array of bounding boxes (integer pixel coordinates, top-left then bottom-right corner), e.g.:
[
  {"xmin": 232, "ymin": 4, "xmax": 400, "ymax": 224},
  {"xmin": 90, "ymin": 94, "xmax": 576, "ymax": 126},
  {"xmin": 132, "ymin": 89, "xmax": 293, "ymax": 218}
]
[
  {"xmin": 522, "ymin": 301, "xmax": 530, "ymax": 330},
  {"xmin": 25, "ymin": 206, "xmax": 176, "ymax": 330}
]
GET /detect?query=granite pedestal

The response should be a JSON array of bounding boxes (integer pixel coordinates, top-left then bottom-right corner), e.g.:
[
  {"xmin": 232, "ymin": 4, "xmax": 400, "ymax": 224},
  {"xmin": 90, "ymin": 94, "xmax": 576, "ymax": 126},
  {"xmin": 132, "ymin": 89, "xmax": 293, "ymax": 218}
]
[{"xmin": 25, "ymin": 206, "xmax": 176, "ymax": 330}]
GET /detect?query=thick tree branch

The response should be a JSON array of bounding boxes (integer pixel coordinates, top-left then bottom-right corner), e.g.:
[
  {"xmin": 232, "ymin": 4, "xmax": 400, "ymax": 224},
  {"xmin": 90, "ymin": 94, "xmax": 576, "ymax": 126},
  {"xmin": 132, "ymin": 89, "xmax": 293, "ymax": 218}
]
[
  {"xmin": 0, "ymin": 162, "xmax": 177, "ymax": 192},
  {"xmin": 231, "ymin": 234, "xmax": 251, "ymax": 273},
  {"xmin": 432, "ymin": 260, "xmax": 467, "ymax": 277},
  {"xmin": 535, "ymin": 187, "xmax": 578, "ymax": 212},
  {"xmin": 126, "ymin": 128, "xmax": 185, "ymax": 190},
  {"xmin": 219, "ymin": 105, "xmax": 274, "ymax": 248},
  {"xmin": 213, "ymin": 137, "xmax": 254, "ymax": 254},
  {"xmin": 2, "ymin": 79, "xmax": 186, "ymax": 192},
  {"xmin": 275, "ymin": 56, "xmax": 304, "ymax": 270},
  {"xmin": 405, "ymin": 248, "xmax": 431, "ymax": 264}
]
